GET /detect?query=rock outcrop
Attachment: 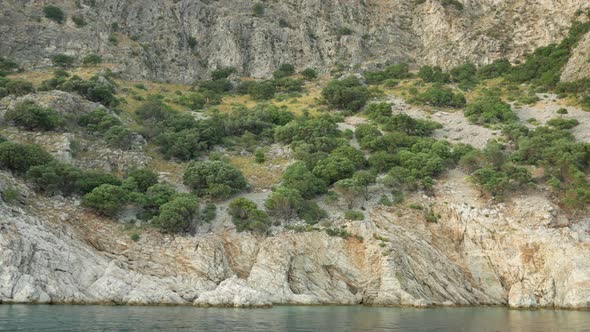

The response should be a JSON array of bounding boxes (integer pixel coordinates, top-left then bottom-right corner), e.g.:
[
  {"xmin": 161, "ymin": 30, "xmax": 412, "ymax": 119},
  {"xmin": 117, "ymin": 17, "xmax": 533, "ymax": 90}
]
[
  {"xmin": 1, "ymin": 168, "xmax": 588, "ymax": 308},
  {"xmin": 561, "ymin": 31, "xmax": 590, "ymax": 82},
  {"xmin": 1, "ymin": 0, "xmax": 588, "ymax": 82}
]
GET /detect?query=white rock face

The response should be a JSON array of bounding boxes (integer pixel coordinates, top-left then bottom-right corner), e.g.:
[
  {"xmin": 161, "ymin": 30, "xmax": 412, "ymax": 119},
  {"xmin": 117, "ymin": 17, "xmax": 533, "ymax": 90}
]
[
  {"xmin": 561, "ymin": 31, "xmax": 590, "ymax": 82},
  {"xmin": 0, "ymin": 0, "xmax": 588, "ymax": 82},
  {"xmin": 194, "ymin": 276, "xmax": 271, "ymax": 308},
  {"xmin": 0, "ymin": 169, "xmax": 589, "ymax": 308}
]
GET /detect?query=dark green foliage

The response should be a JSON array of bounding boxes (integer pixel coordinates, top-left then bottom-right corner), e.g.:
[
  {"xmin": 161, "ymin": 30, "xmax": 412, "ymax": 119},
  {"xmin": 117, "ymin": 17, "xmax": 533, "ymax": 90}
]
[
  {"xmin": 464, "ymin": 93, "xmax": 517, "ymax": 125},
  {"xmin": 450, "ymin": 63, "xmax": 478, "ymax": 90},
  {"xmin": 183, "ymin": 160, "xmax": 247, "ymax": 198},
  {"xmin": 51, "ymin": 54, "xmax": 76, "ymax": 68},
  {"xmin": 54, "ymin": 74, "xmax": 118, "ymax": 107},
  {"xmin": 211, "ymin": 67, "xmax": 236, "ymax": 80},
  {"xmin": 154, "ymin": 195, "xmax": 201, "ymax": 233},
  {"xmin": 322, "ymin": 76, "xmax": 370, "ymax": 112},
  {"xmin": 273, "ymin": 64, "xmax": 295, "ymax": 79},
  {"xmin": 143, "ymin": 183, "xmax": 177, "ymax": 211},
  {"xmin": 26, "ymin": 160, "xmax": 82, "ymax": 195},
  {"xmin": 0, "ymin": 142, "xmax": 53, "ymax": 173},
  {"xmin": 440, "ymin": 0, "xmax": 464, "ymax": 10},
  {"xmin": 82, "ymin": 54, "xmax": 102, "ymax": 66},
  {"xmin": 75, "ymin": 171, "xmax": 122, "ymax": 194},
  {"xmin": 336, "ymin": 27, "xmax": 353, "ymax": 36},
  {"xmin": 5, "ymin": 101, "xmax": 62, "ymax": 131},
  {"xmin": 470, "ymin": 164, "xmax": 531, "ymax": 199},
  {"xmin": 281, "ymin": 161, "xmax": 327, "ymax": 198},
  {"xmin": 331, "ymin": 145, "xmax": 366, "ymax": 169},
  {"xmin": 312, "ymin": 155, "xmax": 355, "ymax": 184},
  {"xmin": 136, "ymin": 99, "xmax": 224, "ymax": 160},
  {"xmin": 79, "ymin": 109, "xmax": 121, "ymax": 133},
  {"xmin": 344, "ymin": 210, "xmax": 364, "ymax": 220},
  {"xmin": 229, "ymin": 198, "xmax": 270, "ymax": 233},
  {"xmin": 249, "ymin": 81, "xmax": 276, "ymax": 100},
  {"xmin": 300, "ymin": 68, "xmax": 318, "ymax": 80},
  {"xmin": 297, "ymin": 200, "xmax": 328, "ymax": 224},
  {"xmin": 413, "ymin": 85, "xmax": 466, "ymax": 108},
  {"xmin": 126, "ymin": 168, "xmax": 158, "ymax": 192},
  {"xmin": 418, "ymin": 66, "xmax": 450, "ymax": 83},
  {"xmin": 104, "ymin": 125, "xmax": 135, "ymax": 150},
  {"xmin": 252, "ymin": 3, "xmax": 265, "ymax": 16},
  {"xmin": 264, "ymin": 186, "xmax": 305, "ymax": 220},
  {"xmin": 44, "ymin": 5, "xmax": 66, "ymax": 24},
  {"xmin": 556, "ymin": 108, "xmax": 569, "ymax": 115},
  {"xmin": 0, "ymin": 58, "xmax": 19, "ymax": 75},
  {"xmin": 546, "ymin": 118, "xmax": 579, "ymax": 130},
  {"xmin": 72, "ymin": 15, "xmax": 86, "ymax": 27},
  {"xmin": 82, "ymin": 184, "xmax": 128, "ymax": 216},
  {"xmin": 187, "ymin": 36, "xmax": 197, "ymax": 50},
  {"xmin": 363, "ymin": 63, "xmax": 411, "ymax": 85},
  {"xmin": 4, "ymin": 79, "xmax": 34, "ymax": 96},
  {"xmin": 255, "ymin": 149, "xmax": 265, "ymax": 163},
  {"xmin": 201, "ymin": 203, "xmax": 217, "ymax": 222},
  {"xmin": 478, "ymin": 59, "xmax": 512, "ymax": 79}
]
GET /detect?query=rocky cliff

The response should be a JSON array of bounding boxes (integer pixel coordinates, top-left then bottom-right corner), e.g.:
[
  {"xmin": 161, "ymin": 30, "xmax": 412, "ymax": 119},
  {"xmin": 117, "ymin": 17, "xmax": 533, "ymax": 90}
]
[
  {"xmin": 1, "ymin": 0, "xmax": 589, "ymax": 82},
  {"xmin": 1, "ymin": 168, "xmax": 588, "ymax": 308}
]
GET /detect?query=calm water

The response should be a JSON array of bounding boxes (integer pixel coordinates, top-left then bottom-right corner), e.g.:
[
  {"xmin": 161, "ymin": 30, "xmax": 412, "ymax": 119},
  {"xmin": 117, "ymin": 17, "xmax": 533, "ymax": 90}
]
[{"xmin": 0, "ymin": 305, "xmax": 589, "ymax": 331}]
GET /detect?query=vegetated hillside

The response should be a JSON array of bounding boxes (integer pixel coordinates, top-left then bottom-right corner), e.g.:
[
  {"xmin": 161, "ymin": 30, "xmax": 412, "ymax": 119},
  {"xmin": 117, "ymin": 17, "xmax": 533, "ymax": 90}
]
[
  {"xmin": 1, "ymin": 0, "xmax": 589, "ymax": 82},
  {"xmin": 0, "ymin": 11, "xmax": 590, "ymax": 308}
]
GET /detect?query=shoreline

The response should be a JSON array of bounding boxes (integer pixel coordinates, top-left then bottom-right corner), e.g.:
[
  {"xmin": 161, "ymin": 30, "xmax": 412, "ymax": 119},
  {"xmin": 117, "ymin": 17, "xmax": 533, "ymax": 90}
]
[{"xmin": 1, "ymin": 301, "xmax": 589, "ymax": 311}]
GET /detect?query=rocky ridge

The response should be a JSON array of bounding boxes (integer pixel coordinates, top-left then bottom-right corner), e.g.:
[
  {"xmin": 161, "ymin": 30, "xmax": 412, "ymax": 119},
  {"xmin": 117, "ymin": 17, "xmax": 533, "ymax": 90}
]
[
  {"xmin": 1, "ymin": 0, "xmax": 589, "ymax": 82},
  {"xmin": 1, "ymin": 167, "xmax": 588, "ymax": 308}
]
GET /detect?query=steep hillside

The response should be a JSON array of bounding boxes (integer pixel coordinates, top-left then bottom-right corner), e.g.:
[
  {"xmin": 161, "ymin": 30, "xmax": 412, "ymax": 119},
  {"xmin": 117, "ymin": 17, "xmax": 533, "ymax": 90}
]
[{"xmin": 1, "ymin": 0, "xmax": 589, "ymax": 82}]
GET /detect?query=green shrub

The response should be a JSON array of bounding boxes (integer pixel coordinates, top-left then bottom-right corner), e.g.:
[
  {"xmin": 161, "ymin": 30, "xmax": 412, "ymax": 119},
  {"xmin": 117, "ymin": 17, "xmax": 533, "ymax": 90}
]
[
  {"xmin": 130, "ymin": 233, "xmax": 140, "ymax": 242},
  {"xmin": 211, "ymin": 67, "xmax": 236, "ymax": 80},
  {"xmin": 281, "ymin": 162, "xmax": 327, "ymax": 198},
  {"xmin": 82, "ymin": 184, "xmax": 128, "ymax": 216},
  {"xmin": 264, "ymin": 186, "xmax": 305, "ymax": 220},
  {"xmin": 363, "ymin": 63, "xmax": 411, "ymax": 85},
  {"xmin": 418, "ymin": 66, "xmax": 449, "ymax": 83},
  {"xmin": 273, "ymin": 63, "xmax": 295, "ymax": 79},
  {"xmin": 154, "ymin": 195, "xmax": 200, "ymax": 233},
  {"xmin": 556, "ymin": 108, "xmax": 569, "ymax": 115},
  {"xmin": 0, "ymin": 142, "xmax": 53, "ymax": 173},
  {"xmin": 298, "ymin": 200, "xmax": 328, "ymax": 224},
  {"xmin": 229, "ymin": 198, "xmax": 270, "ymax": 233},
  {"xmin": 5, "ymin": 101, "xmax": 62, "ymax": 131},
  {"xmin": 254, "ymin": 149, "xmax": 265, "ymax": 163},
  {"xmin": 249, "ymin": 81, "xmax": 276, "ymax": 100},
  {"xmin": 2, "ymin": 186, "xmax": 20, "ymax": 204},
  {"xmin": 450, "ymin": 63, "xmax": 478, "ymax": 90},
  {"xmin": 104, "ymin": 125, "xmax": 135, "ymax": 150},
  {"xmin": 464, "ymin": 93, "xmax": 517, "ymax": 125},
  {"xmin": 440, "ymin": 0, "xmax": 464, "ymax": 10},
  {"xmin": 26, "ymin": 160, "xmax": 82, "ymax": 195},
  {"xmin": 322, "ymin": 76, "xmax": 370, "ymax": 112},
  {"xmin": 79, "ymin": 109, "xmax": 121, "ymax": 133},
  {"xmin": 82, "ymin": 54, "xmax": 102, "ymax": 66},
  {"xmin": 252, "ymin": 3, "xmax": 265, "ymax": 16},
  {"xmin": 126, "ymin": 168, "xmax": 158, "ymax": 192},
  {"xmin": 72, "ymin": 15, "xmax": 86, "ymax": 27},
  {"xmin": 413, "ymin": 85, "xmax": 466, "ymax": 108},
  {"xmin": 51, "ymin": 54, "xmax": 76, "ymax": 68},
  {"xmin": 76, "ymin": 171, "xmax": 122, "ymax": 194},
  {"xmin": 312, "ymin": 155, "xmax": 355, "ymax": 184},
  {"xmin": 344, "ymin": 210, "xmax": 364, "ymax": 220},
  {"xmin": 5, "ymin": 79, "xmax": 34, "ymax": 96},
  {"xmin": 201, "ymin": 203, "xmax": 217, "ymax": 222},
  {"xmin": 44, "ymin": 5, "xmax": 66, "ymax": 24},
  {"xmin": 300, "ymin": 68, "xmax": 318, "ymax": 80},
  {"xmin": 183, "ymin": 160, "xmax": 247, "ymax": 198},
  {"xmin": 478, "ymin": 59, "xmax": 512, "ymax": 79},
  {"xmin": 546, "ymin": 118, "xmax": 579, "ymax": 129}
]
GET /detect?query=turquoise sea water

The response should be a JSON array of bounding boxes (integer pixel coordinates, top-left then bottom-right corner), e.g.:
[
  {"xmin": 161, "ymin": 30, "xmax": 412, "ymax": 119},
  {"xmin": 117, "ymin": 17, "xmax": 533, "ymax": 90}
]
[{"xmin": 0, "ymin": 305, "xmax": 589, "ymax": 331}]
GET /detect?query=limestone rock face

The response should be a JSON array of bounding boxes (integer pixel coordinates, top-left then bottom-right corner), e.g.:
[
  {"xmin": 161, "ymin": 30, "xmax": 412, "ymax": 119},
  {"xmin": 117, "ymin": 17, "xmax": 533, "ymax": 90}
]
[
  {"xmin": 1, "ymin": 0, "xmax": 588, "ymax": 83},
  {"xmin": 194, "ymin": 276, "xmax": 271, "ymax": 308},
  {"xmin": 0, "ymin": 169, "xmax": 589, "ymax": 308},
  {"xmin": 561, "ymin": 31, "xmax": 590, "ymax": 82}
]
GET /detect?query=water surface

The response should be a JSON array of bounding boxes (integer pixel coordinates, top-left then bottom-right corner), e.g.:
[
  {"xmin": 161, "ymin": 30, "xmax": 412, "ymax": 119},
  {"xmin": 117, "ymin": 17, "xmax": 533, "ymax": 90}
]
[{"xmin": 0, "ymin": 305, "xmax": 588, "ymax": 331}]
